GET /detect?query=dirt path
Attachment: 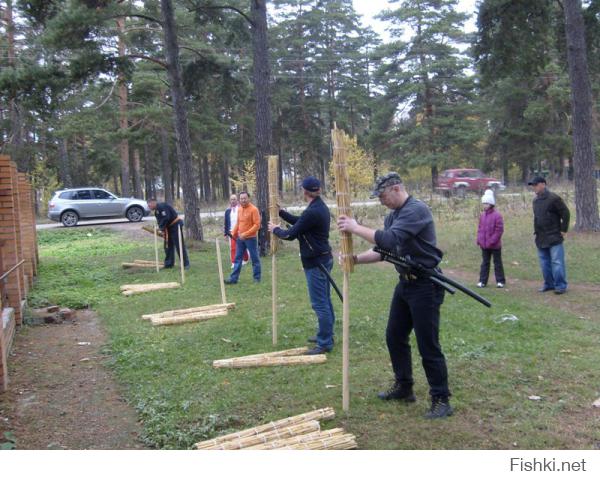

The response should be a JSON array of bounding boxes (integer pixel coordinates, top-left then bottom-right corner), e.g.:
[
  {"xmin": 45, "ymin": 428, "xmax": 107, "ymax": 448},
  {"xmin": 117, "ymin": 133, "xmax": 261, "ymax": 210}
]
[{"xmin": 0, "ymin": 310, "xmax": 144, "ymax": 449}]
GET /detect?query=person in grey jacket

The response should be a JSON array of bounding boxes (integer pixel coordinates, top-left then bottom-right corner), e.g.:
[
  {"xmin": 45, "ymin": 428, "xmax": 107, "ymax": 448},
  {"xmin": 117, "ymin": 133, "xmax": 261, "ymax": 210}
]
[
  {"xmin": 528, "ymin": 176, "xmax": 570, "ymax": 294},
  {"xmin": 337, "ymin": 172, "xmax": 452, "ymax": 419}
]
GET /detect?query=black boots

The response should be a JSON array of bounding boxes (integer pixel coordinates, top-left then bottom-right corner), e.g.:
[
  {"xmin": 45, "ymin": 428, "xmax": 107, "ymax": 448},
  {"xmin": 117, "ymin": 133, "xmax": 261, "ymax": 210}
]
[
  {"xmin": 424, "ymin": 396, "xmax": 453, "ymax": 419},
  {"xmin": 377, "ymin": 382, "xmax": 416, "ymax": 402}
]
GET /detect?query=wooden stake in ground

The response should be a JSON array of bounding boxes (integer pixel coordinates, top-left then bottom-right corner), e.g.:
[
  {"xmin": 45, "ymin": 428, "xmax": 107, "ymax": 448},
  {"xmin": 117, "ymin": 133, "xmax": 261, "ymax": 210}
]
[
  {"xmin": 268, "ymin": 155, "xmax": 279, "ymax": 345},
  {"xmin": 178, "ymin": 224, "xmax": 185, "ymax": 284},
  {"xmin": 215, "ymin": 238, "xmax": 227, "ymax": 304},
  {"xmin": 332, "ymin": 126, "xmax": 354, "ymax": 412},
  {"xmin": 154, "ymin": 223, "xmax": 160, "ymax": 272}
]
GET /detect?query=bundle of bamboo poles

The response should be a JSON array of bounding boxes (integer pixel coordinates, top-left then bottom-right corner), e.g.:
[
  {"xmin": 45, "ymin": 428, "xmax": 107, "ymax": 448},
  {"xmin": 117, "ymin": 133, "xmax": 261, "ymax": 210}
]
[
  {"xmin": 122, "ymin": 259, "xmax": 163, "ymax": 269},
  {"xmin": 194, "ymin": 407, "xmax": 357, "ymax": 450},
  {"xmin": 142, "ymin": 225, "xmax": 164, "ymax": 237},
  {"xmin": 120, "ymin": 282, "xmax": 179, "ymax": 296},
  {"xmin": 212, "ymin": 346, "xmax": 328, "ymax": 369},
  {"xmin": 332, "ymin": 125, "xmax": 354, "ymax": 412},
  {"xmin": 331, "ymin": 127, "xmax": 354, "ymax": 274},
  {"xmin": 142, "ymin": 302, "xmax": 235, "ymax": 326},
  {"xmin": 268, "ymin": 155, "xmax": 280, "ymax": 255}
]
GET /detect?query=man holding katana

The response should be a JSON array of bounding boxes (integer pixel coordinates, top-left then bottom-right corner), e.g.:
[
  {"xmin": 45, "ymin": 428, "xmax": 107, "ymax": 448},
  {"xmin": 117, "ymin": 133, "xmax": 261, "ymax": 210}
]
[
  {"xmin": 268, "ymin": 176, "xmax": 335, "ymax": 355},
  {"xmin": 337, "ymin": 172, "xmax": 453, "ymax": 419}
]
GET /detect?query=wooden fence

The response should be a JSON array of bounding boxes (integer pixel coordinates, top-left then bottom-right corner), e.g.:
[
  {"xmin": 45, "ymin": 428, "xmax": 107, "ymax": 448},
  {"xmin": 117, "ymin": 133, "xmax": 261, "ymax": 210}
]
[{"xmin": 0, "ymin": 155, "xmax": 38, "ymax": 392}]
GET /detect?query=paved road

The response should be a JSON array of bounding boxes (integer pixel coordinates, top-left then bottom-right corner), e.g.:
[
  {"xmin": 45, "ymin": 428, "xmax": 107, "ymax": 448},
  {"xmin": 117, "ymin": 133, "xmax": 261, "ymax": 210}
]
[{"xmin": 36, "ymin": 200, "xmax": 382, "ymax": 230}]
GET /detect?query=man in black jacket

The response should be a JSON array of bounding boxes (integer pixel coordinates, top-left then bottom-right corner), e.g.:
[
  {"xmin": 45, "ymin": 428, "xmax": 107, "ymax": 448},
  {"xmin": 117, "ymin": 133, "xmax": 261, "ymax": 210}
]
[
  {"xmin": 338, "ymin": 172, "xmax": 452, "ymax": 419},
  {"xmin": 268, "ymin": 176, "xmax": 335, "ymax": 355},
  {"xmin": 148, "ymin": 199, "xmax": 190, "ymax": 269},
  {"xmin": 528, "ymin": 177, "xmax": 570, "ymax": 294}
]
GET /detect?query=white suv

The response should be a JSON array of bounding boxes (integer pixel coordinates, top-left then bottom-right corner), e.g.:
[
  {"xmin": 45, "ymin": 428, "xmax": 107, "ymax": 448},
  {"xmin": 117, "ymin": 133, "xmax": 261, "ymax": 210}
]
[{"xmin": 48, "ymin": 188, "xmax": 151, "ymax": 227}]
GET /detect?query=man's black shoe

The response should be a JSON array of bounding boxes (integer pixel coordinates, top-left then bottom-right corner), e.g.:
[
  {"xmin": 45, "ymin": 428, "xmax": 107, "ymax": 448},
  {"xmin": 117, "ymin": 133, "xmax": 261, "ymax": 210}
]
[
  {"xmin": 424, "ymin": 396, "xmax": 453, "ymax": 419},
  {"xmin": 304, "ymin": 346, "xmax": 331, "ymax": 355},
  {"xmin": 538, "ymin": 287, "xmax": 554, "ymax": 292},
  {"xmin": 164, "ymin": 265, "xmax": 174, "ymax": 269},
  {"xmin": 224, "ymin": 279, "xmax": 237, "ymax": 285},
  {"xmin": 377, "ymin": 382, "xmax": 416, "ymax": 402},
  {"xmin": 554, "ymin": 289, "xmax": 566, "ymax": 295},
  {"xmin": 307, "ymin": 336, "xmax": 317, "ymax": 343}
]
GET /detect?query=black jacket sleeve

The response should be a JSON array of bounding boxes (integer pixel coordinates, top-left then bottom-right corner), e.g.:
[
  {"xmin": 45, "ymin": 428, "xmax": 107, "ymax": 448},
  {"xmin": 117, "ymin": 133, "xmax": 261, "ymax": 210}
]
[
  {"xmin": 279, "ymin": 209, "xmax": 300, "ymax": 225},
  {"xmin": 224, "ymin": 208, "xmax": 231, "ymax": 236},
  {"xmin": 273, "ymin": 209, "xmax": 317, "ymax": 241},
  {"xmin": 553, "ymin": 196, "xmax": 570, "ymax": 233}
]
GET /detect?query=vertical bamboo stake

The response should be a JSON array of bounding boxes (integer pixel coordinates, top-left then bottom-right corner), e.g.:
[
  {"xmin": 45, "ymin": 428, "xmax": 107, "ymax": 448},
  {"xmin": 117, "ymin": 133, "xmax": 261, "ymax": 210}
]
[
  {"xmin": 179, "ymin": 224, "xmax": 185, "ymax": 285},
  {"xmin": 215, "ymin": 238, "xmax": 227, "ymax": 304},
  {"xmin": 268, "ymin": 155, "xmax": 279, "ymax": 345},
  {"xmin": 332, "ymin": 126, "xmax": 354, "ymax": 412},
  {"xmin": 154, "ymin": 223, "xmax": 160, "ymax": 272}
]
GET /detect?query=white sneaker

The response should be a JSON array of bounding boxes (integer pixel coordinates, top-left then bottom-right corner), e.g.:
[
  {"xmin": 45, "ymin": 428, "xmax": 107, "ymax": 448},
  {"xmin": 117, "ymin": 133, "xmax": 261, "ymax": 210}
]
[
  {"xmin": 231, "ymin": 263, "xmax": 235, "ymax": 269},
  {"xmin": 497, "ymin": 282, "xmax": 505, "ymax": 288},
  {"xmin": 242, "ymin": 260, "xmax": 249, "ymax": 266},
  {"xmin": 477, "ymin": 282, "xmax": 485, "ymax": 288}
]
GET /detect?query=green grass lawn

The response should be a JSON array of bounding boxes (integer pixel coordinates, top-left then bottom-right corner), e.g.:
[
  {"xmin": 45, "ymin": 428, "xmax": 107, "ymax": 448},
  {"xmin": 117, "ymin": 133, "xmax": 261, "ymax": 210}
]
[{"xmin": 31, "ymin": 201, "xmax": 600, "ymax": 449}]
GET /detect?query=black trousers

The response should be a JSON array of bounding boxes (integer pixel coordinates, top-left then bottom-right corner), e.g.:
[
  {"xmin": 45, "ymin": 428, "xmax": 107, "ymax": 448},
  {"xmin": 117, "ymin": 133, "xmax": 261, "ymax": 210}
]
[
  {"xmin": 164, "ymin": 221, "xmax": 190, "ymax": 268},
  {"xmin": 479, "ymin": 248, "xmax": 505, "ymax": 284},
  {"xmin": 386, "ymin": 278, "xmax": 449, "ymax": 398}
]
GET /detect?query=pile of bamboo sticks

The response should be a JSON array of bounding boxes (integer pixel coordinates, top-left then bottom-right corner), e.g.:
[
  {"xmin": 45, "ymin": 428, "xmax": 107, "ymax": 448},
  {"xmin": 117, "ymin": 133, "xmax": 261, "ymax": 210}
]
[
  {"xmin": 194, "ymin": 407, "xmax": 357, "ymax": 450},
  {"xmin": 142, "ymin": 302, "xmax": 235, "ymax": 326},
  {"xmin": 142, "ymin": 225, "xmax": 163, "ymax": 237},
  {"xmin": 122, "ymin": 259, "xmax": 163, "ymax": 269},
  {"xmin": 120, "ymin": 282, "xmax": 180, "ymax": 296},
  {"xmin": 212, "ymin": 347, "xmax": 327, "ymax": 368}
]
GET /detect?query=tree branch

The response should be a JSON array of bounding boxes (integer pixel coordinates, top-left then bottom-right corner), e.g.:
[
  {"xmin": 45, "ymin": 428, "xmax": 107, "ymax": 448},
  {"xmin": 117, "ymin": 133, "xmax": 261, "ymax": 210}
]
[
  {"xmin": 127, "ymin": 54, "xmax": 168, "ymax": 69},
  {"xmin": 188, "ymin": 4, "xmax": 254, "ymax": 26}
]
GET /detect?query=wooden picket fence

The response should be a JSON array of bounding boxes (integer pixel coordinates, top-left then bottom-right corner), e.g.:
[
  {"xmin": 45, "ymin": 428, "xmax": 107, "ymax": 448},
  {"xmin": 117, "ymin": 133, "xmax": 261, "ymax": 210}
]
[{"xmin": 0, "ymin": 155, "xmax": 38, "ymax": 393}]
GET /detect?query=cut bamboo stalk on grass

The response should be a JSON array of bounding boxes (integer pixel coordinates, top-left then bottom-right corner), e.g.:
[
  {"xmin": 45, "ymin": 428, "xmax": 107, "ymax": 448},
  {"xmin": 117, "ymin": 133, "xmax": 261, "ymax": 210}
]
[
  {"xmin": 213, "ymin": 354, "xmax": 326, "ymax": 369},
  {"xmin": 244, "ymin": 428, "xmax": 346, "ymax": 450},
  {"xmin": 279, "ymin": 433, "xmax": 357, "ymax": 450},
  {"xmin": 215, "ymin": 238, "xmax": 227, "ymax": 304},
  {"xmin": 121, "ymin": 282, "xmax": 180, "ymax": 296},
  {"xmin": 154, "ymin": 224, "xmax": 160, "ymax": 272},
  {"xmin": 151, "ymin": 308, "xmax": 228, "ymax": 326},
  {"xmin": 194, "ymin": 407, "xmax": 335, "ymax": 449},
  {"xmin": 142, "ymin": 303, "xmax": 235, "ymax": 320},
  {"xmin": 211, "ymin": 347, "xmax": 308, "ymax": 362},
  {"xmin": 268, "ymin": 155, "xmax": 279, "ymax": 345},
  {"xmin": 203, "ymin": 420, "xmax": 320, "ymax": 450},
  {"xmin": 122, "ymin": 262, "xmax": 163, "ymax": 269},
  {"xmin": 332, "ymin": 125, "xmax": 354, "ymax": 413}
]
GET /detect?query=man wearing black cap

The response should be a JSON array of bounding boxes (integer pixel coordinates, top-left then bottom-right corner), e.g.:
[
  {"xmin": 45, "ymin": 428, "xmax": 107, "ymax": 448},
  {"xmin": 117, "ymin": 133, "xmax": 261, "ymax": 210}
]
[
  {"xmin": 268, "ymin": 176, "xmax": 335, "ymax": 355},
  {"xmin": 337, "ymin": 172, "xmax": 453, "ymax": 419},
  {"xmin": 528, "ymin": 176, "xmax": 570, "ymax": 294}
]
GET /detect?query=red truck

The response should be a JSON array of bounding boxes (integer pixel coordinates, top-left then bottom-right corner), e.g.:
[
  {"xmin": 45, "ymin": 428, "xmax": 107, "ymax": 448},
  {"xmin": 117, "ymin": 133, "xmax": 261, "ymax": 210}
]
[{"xmin": 435, "ymin": 168, "xmax": 505, "ymax": 197}]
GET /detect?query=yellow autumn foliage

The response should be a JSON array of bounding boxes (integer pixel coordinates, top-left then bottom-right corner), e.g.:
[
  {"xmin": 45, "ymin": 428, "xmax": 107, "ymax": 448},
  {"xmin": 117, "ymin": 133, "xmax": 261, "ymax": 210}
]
[{"xmin": 328, "ymin": 135, "xmax": 375, "ymax": 196}]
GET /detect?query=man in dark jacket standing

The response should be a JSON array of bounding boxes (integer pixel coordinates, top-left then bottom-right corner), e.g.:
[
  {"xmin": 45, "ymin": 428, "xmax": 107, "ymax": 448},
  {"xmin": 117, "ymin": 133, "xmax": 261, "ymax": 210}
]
[
  {"xmin": 148, "ymin": 199, "xmax": 190, "ymax": 269},
  {"xmin": 268, "ymin": 176, "xmax": 335, "ymax": 355},
  {"xmin": 528, "ymin": 177, "xmax": 570, "ymax": 294}
]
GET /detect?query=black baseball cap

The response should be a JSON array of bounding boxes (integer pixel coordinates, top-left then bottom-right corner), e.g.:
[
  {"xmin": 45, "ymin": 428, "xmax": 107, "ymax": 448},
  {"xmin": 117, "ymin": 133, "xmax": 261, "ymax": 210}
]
[
  {"xmin": 528, "ymin": 176, "xmax": 547, "ymax": 185},
  {"xmin": 370, "ymin": 172, "xmax": 403, "ymax": 198},
  {"xmin": 301, "ymin": 176, "xmax": 321, "ymax": 192}
]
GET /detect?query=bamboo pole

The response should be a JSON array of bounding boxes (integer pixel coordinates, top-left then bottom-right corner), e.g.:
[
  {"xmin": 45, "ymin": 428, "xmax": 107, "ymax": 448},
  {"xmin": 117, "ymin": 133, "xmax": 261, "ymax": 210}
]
[
  {"xmin": 194, "ymin": 407, "xmax": 335, "ymax": 449},
  {"xmin": 154, "ymin": 224, "xmax": 160, "ymax": 272},
  {"xmin": 332, "ymin": 126, "xmax": 354, "ymax": 412},
  {"xmin": 122, "ymin": 262, "xmax": 163, "ymax": 269},
  {"xmin": 280, "ymin": 433, "xmax": 357, "ymax": 450},
  {"xmin": 142, "ymin": 225, "xmax": 163, "ymax": 237},
  {"xmin": 203, "ymin": 420, "xmax": 320, "ymax": 450},
  {"xmin": 142, "ymin": 303, "xmax": 235, "ymax": 320},
  {"xmin": 212, "ymin": 354, "xmax": 326, "ymax": 369},
  {"xmin": 151, "ymin": 308, "xmax": 228, "ymax": 326},
  {"xmin": 211, "ymin": 347, "xmax": 309, "ymax": 363},
  {"xmin": 120, "ymin": 282, "xmax": 180, "ymax": 291},
  {"xmin": 215, "ymin": 238, "xmax": 227, "ymax": 304},
  {"xmin": 244, "ymin": 428, "xmax": 346, "ymax": 450},
  {"xmin": 268, "ymin": 155, "xmax": 279, "ymax": 345},
  {"xmin": 178, "ymin": 224, "xmax": 185, "ymax": 284}
]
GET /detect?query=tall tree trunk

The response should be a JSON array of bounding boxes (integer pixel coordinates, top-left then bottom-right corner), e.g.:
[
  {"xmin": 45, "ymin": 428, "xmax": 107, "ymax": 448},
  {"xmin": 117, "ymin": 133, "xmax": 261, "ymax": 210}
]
[
  {"xmin": 202, "ymin": 154, "xmax": 212, "ymax": 202},
  {"xmin": 58, "ymin": 138, "xmax": 72, "ymax": 188},
  {"xmin": 221, "ymin": 157, "xmax": 230, "ymax": 200},
  {"xmin": 132, "ymin": 148, "xmax": 143, "ymax": 198},
  {"xmin": 160, "ymin": 0, "xmax": 203, "ymax": 240},
  {"xmin": 160, "ymin": 127, "xmax": 173, "ymax": 203},
  {"xmin": 143, "ymin": 144, "xmax": 153, "ymax": 199},
  {"xmin": 80, "ymin": 135, "xmax": 89, "ymax": 186},
  {"xmin": 251, "ymin": 0, "xmax": 272, "ymax": 256},
  {"xmin": 563, "ymin": 0, "xmax": 600, "ymax": 231},
  {"xmin": 117, "ymin": 17, "xmax": 131, "ymax": 196}
]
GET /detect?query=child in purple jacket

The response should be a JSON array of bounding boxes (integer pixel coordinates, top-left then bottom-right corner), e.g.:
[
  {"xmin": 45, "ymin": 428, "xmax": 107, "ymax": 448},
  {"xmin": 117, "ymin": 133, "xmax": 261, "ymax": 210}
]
[{"xmin": 477, "ymin": 189, "xmax": 506, "ymax": 288}]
